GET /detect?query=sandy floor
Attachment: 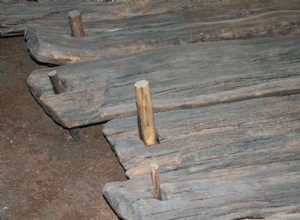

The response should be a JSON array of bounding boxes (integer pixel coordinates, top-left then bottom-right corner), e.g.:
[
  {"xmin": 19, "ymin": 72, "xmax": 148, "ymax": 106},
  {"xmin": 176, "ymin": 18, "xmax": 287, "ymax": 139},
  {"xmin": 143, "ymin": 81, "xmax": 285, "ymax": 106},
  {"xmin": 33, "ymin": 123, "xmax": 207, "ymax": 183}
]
[{"xmin": 0, "ymin": 37, "xmax": 126, "ymax": 220}]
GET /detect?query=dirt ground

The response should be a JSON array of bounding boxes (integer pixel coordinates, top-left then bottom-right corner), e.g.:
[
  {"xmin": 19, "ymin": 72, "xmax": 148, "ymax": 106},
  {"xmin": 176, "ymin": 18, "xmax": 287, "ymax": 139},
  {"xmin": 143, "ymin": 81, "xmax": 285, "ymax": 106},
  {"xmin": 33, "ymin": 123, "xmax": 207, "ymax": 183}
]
[{"xmin": 0, "ymin": 37, "xmax": 126, "ymax": 219}]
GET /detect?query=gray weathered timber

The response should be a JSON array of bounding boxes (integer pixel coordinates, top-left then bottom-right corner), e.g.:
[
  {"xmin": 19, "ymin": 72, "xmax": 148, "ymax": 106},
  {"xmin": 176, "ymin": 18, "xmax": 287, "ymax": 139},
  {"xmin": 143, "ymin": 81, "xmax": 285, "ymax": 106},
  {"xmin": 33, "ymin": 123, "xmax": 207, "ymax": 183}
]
[
  {"xmin": 0, "ymin": 0, "xmax": 205, "ymax": 37},
  {"xmin": 102, "ymin": 95, "xmax": 300, "ymax": 219},
  {"xmin": 27, "ymin": 36, "xmax": 300, "ymax": 128},
  {"xmin": 0, "ymin": 1, "xmax": 110, "ymax": 37},
  {"xmin": 103, "ymin": 95, "xmax": 300, "ymax": 177},
  {"xmin": 104, "ymin": 165, "xmax": 300, "ymax": 219},
  {"xmin": 24, "ymin": 0, "xmax": 300, "ymax": 65}
]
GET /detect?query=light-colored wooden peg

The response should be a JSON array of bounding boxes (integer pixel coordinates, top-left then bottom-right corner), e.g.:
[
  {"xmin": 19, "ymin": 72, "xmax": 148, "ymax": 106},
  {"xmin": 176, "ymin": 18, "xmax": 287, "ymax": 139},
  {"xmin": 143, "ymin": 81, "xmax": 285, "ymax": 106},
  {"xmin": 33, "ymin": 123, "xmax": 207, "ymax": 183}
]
[
  {"xmin": 151, "ymin": 163, "xmax": 161, "ymax": 200},
  {"xmin": 48, "ymin": 70, "xmax": 66, "ymax": 94},
  {"xmin": 68, "ymin": 10, "xmax": 85, "ymax": 37},
  {"xmin": 135, "ymin": 80, "xmax": 157, "ymax": 146}
]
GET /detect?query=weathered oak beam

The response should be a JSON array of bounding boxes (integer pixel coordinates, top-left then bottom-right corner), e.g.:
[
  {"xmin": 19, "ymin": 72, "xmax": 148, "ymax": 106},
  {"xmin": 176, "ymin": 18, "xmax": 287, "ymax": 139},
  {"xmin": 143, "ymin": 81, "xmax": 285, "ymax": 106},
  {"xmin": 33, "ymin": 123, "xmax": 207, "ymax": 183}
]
[
  {"xmin": 102, "ymin": 95, "xmax": 300, "ymax": 219},
  {"xmin": 24, "ymin": 0, "xmax": 300, "ymax": 65},
  {"xmin": 0, "ymin": 0, "xmax": 219, "ymax": 37},
  {"xmin": 103, "ymin": 95, "xmax": 300, "ymax": 177},
  {"xmin": 27, "ymin": 36, "xmax": 300, "ymax": 128}
]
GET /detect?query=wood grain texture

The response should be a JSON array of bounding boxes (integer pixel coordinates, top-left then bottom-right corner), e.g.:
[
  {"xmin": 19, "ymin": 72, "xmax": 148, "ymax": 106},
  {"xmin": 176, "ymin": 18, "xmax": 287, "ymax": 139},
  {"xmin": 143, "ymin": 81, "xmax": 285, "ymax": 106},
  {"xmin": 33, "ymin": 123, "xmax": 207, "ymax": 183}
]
[
  {"xmin": 24, "ymin": 0, "xmax": 300, "ymax": 65},
  {"xmin": 0, "ymin": 0, "xmax": 221, "ymax": 37},
  {"xmin": 102, "ymin": 94, "xmax": 300, "ymax": 219},
  {"xmin": 27, "ymin": 36, "xmax": 300, "ymax": 128}
]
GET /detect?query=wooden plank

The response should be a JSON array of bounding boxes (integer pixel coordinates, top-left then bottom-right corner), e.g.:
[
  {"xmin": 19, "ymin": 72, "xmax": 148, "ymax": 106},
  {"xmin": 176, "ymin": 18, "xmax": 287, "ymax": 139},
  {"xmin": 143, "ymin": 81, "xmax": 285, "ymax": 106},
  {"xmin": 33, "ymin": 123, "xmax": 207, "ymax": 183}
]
[
  {"xmin": 27, "ymin": 36, "xmax": 300, "ymax": 128},
  {"xmin": 24, "ymin": 0, "xmax": 300, "ymax": 65},
  {"xmin": 104, "ymin": 164, "xmax": 300, "ymax": 219},
  {"xmin": 102, "ymin": 95, "xmax": 300, "ymax": 219},
  {"xmin": 0, "ymin": 0, "xmax": 204, "ymax": 37},
  {"xmin": 103, "ymin": 95, "xmax": 300, "ymax": 177}
]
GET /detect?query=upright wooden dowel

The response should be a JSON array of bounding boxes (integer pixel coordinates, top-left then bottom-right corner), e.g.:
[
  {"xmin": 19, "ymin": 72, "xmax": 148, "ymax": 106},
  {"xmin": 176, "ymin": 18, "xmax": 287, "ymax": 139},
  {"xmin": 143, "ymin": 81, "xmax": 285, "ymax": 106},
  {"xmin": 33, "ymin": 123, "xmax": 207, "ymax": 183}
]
[
  {"xmin": 68, "ymin": 10, "xmax": 85, "ymax": 37},
  {"xmin": 135, "ymin": 80, "xmax": 157, "ymax": 146},
  {"xmin": 48, "ymin": 70, "xmax": 80, "ymax": 141},
  {"xmin": 48, "ymin": 70, "xmax": 66, "ymax": 94},
  {"xmin": 151, "ymin": 163, "xmax": 161, "ymax": 200}
]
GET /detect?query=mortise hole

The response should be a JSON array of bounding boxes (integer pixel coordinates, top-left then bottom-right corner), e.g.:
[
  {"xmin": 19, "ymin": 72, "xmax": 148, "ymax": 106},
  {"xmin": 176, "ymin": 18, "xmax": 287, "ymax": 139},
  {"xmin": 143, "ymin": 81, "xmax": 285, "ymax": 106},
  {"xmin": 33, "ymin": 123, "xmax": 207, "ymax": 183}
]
[
  {"xmin": 155, "ymin": 130, "xmax": 160, "ymax": 144},
  {"xmin": 159, "ymin": 189, "xmax": 167, "ymax": 201},
  {"xmin": 159, "ymin": 186, "xmax": 168, "ymax": 201}
]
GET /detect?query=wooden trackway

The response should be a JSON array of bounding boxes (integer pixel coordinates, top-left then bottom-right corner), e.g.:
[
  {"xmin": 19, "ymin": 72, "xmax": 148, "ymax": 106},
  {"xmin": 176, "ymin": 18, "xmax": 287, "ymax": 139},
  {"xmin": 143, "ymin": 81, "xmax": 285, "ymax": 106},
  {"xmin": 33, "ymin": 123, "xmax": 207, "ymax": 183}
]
[
  {"xmin": 24, "ymin": 0, "xmax": 300, "ymax": 65},
  {"xmin": 4, "ymin": 0, "xmax": 299, "ymax": 218},
  {"xmin": 102, "ymin": 94, "xmax": 300, "ymax": 219},
  {"xmin": 27, "ymin": 36, "xmax": 300, "ymax": 128},
  {"xmin": 0, "ymin": 0, "xmax": 203, "ymax": 37}
]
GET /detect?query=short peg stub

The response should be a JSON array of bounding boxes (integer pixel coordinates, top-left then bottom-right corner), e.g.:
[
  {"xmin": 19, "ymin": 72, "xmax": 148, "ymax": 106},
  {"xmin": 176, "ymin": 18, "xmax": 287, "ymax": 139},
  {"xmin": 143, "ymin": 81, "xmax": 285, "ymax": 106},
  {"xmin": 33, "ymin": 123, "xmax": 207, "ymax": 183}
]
[
  {"xmin": 151, "ymin": 163, "xmax": 161, "ymax": 200},
  {"xmin": 68, "ymin": 10, "xmax": 85, "ymax": 37},
  {"xmin": 48, "ymin": 70, "xmax": 66, "ymax": 94}
]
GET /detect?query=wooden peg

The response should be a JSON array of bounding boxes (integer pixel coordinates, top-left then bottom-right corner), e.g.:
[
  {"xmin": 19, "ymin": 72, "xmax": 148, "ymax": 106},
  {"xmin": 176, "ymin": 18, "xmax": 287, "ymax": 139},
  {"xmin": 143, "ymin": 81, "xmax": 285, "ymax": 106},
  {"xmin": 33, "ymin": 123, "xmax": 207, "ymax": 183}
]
[
  {"xmin": 151, "ymin": 163, "xmax": 161, "ymax": 200},
  {"xmin": 48, "ymin": 70, "xmax": 80, "ymax": 141},
  {"xmin": 48, "ymin": 70, "xmax": 66, "ymax": 94},
  {"xmin": 135, "ymin": 80, "xmax": 157, "ymax": 146},
  {"xmin": 68, "ymin": 10, "xmax": 85, "ymax": 37}
]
